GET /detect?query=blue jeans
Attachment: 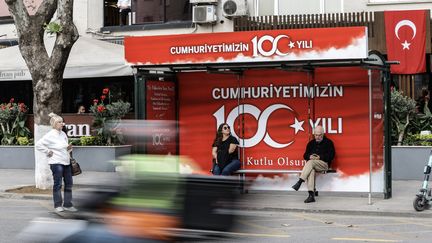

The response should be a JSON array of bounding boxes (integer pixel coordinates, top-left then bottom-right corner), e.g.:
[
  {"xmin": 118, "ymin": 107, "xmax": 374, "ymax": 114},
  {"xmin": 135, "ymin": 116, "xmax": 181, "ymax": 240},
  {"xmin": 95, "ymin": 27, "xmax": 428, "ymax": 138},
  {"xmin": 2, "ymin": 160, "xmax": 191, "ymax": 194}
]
[
  {"xmin": 212, "ymin": 159, "xmax": 241, "ymax": 176},
  {"xmin": 50, "ymin": 164, "xmax": 73, "ymax": 208}
]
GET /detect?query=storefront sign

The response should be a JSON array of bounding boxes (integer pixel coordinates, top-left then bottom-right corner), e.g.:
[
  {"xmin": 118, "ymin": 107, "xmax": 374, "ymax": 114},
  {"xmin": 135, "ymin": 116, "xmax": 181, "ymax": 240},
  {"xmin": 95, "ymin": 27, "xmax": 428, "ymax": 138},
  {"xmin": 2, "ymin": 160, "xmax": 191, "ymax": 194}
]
[
  {"xmin": 65, "ymin": 124, "xmax": 91, "ymax": 137},
  {"xmin": 178, "ymin": 67, "xmax": 383, "ymax": 192},
  {"xmin": 125, "ymin": 27, "xmax": 368, "ymax": 65},
  {"xmin": 0, "ymin": 70, "xmax": 30, "ymax": 80}
]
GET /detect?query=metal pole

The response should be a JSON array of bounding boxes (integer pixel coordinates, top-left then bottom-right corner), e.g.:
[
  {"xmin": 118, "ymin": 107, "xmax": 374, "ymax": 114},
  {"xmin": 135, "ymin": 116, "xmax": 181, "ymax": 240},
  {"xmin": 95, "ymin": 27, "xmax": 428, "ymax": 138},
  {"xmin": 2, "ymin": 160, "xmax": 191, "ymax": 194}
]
[
  {"xmin": 368, "ymin": 69, "xmax": 373, "ymax": 205},
  {"xmin": 384, "ymin": 65, "xmax": 392, "ymax": 199}
]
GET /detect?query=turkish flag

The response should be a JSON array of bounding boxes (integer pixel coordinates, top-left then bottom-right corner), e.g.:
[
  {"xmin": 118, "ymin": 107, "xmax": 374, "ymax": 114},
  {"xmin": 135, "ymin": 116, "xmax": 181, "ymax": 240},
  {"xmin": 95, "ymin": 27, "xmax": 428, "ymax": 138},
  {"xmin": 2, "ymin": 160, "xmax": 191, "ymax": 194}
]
[{"xmin": 385, "ymin": 10, "xmax": 426, "ymax": 74}]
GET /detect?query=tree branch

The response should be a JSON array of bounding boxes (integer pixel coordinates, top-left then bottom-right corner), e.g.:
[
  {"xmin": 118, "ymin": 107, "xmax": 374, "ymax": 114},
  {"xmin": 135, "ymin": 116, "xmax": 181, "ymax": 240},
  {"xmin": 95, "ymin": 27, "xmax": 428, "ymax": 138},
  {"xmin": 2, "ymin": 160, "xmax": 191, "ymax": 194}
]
[
  {"xmin": 34, "ymin": 0, "xmax": 58, "ymax": 27},
  {"xmin": 51, "ymin": 0, "xmax": 79, "ymax": 72},
  {"xmin": 5, "ymin": 0, "xmax": 30, "ymax": 32}
]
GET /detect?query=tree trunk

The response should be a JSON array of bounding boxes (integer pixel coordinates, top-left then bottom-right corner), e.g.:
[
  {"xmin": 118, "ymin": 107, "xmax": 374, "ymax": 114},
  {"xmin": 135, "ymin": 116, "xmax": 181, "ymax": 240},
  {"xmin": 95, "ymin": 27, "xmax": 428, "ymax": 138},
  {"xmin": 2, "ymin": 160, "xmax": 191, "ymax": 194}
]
[{"xmin": 6, "ymin": 0, "xmax": 78, "ymax": 189}]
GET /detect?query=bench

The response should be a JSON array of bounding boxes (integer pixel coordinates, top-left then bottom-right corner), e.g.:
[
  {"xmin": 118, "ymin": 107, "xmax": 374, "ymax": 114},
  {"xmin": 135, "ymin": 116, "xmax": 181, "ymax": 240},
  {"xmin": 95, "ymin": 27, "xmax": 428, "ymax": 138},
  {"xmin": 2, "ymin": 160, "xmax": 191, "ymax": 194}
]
[{"xmin": 233, "ymin": 169, "xmax": 336, "ymax": 194}]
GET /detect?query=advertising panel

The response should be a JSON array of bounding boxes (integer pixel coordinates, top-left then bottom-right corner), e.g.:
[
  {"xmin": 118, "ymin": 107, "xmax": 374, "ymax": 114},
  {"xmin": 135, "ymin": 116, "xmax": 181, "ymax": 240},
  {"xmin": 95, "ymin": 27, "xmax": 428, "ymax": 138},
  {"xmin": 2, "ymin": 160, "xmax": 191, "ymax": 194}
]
[
  {"xmin": 145, "ymin": 81, "xmax": 177, "ymax": 155},
  {"xmin": 125, "ymin": 27, "xmax": 367, "ymax": 65},
  {"xmin": 178, "ymin": 67, "xmax": 384, "ymax": 192}
]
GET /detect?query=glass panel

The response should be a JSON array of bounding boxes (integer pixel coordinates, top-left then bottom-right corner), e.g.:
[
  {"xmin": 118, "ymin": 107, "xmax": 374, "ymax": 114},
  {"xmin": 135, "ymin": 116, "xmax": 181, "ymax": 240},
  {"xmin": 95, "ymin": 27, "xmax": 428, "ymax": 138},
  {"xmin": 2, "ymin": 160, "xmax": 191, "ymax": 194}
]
[
  {"xmin": 132, "ymin": 0, "xmax": 164, "ymax": 24},
  {"xmin": 62, "ymin": 77, "xmax": 134, "ymax": 113},
  {"xmin": 165, "ymin": 0, "xmax": 191, "ymax": 22},
  {"xmin": 104, "ymin": 0, "xmax": 120, "ymax": 26},
  {"xmin": 0, "ymin": 81, "xmax": 33, "ymax": 113}
]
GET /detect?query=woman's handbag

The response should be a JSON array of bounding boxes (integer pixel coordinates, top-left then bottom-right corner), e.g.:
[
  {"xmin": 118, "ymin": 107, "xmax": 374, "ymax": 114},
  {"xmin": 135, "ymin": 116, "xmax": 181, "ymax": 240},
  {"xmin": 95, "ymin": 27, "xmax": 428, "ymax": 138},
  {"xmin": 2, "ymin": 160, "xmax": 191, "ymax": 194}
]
[{"xmin": 70, "ymin": 152, "xmax": 82, "ymax": 176}]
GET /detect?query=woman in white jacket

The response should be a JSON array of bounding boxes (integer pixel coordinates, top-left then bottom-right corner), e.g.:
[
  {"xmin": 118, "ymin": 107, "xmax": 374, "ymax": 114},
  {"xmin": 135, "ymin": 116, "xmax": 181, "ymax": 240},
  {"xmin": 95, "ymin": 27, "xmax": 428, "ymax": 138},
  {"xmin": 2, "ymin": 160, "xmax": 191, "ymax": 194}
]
[{"xmin": 36, "ymin": 113, "xmax": 76, "ymax": 212}]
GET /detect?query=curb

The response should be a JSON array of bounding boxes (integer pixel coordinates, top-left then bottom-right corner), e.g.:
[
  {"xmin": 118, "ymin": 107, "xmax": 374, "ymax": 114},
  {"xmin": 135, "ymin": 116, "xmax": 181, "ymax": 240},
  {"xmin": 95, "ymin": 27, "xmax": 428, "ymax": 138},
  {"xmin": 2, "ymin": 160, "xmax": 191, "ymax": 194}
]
[
  {"xmin": 239, "ymin": 206, "xmax": 432, "ymax": 218},
  {"xmin": 0, "ymin": 192, "xmax": 51, "ymax": 200}
]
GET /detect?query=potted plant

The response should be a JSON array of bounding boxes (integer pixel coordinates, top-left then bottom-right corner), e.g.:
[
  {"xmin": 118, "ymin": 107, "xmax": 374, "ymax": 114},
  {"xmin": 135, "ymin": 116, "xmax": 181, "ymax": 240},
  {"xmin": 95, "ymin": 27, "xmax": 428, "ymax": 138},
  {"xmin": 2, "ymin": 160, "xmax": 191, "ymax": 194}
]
[
  {"xmin": 0, "ymin": 98, "xmax": 34, "ymax": 169},
  {"xmin": 391, "ymin": 90, "xmax": 432, "ymax": 180},
  {"xmin": 69, "ymin": 88, "xmax": 132, "ymax": 172}
]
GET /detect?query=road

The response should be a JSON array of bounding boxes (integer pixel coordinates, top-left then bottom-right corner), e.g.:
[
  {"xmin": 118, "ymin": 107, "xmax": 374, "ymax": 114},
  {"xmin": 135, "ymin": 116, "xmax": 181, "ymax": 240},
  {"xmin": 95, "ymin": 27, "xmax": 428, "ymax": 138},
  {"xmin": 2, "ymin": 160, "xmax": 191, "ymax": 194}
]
[
  {"xmin": 2, "ymin": 198, "xmax": 432, "ymax": 243},
  {"xmin": 185, "ymin": 210, "xmax": 432, "ymax": 243},
  {"xmin": 0, "ymin": 198, "xmax": 54, "ymax": 243}
]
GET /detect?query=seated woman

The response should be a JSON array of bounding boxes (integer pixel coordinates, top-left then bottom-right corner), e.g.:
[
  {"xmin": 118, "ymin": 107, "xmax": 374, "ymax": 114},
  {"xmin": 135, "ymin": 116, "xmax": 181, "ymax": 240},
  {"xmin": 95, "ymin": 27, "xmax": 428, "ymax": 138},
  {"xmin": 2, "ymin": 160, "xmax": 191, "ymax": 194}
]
[{"xmin": 211, "ymin": 123, "xmax": 241, "ymax": 175}]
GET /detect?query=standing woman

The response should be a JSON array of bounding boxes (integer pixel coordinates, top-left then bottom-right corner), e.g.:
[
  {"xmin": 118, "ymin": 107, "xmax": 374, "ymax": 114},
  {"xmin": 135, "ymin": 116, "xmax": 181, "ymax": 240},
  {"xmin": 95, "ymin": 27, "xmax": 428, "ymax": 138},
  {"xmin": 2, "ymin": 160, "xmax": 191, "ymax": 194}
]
[
  {"xmin": 212, "ymin": 123, "xmax": 241, "ymax": 175},
  {"xmin": 36, "ymin": 113, "xmax": 77, "ymax": 212}
]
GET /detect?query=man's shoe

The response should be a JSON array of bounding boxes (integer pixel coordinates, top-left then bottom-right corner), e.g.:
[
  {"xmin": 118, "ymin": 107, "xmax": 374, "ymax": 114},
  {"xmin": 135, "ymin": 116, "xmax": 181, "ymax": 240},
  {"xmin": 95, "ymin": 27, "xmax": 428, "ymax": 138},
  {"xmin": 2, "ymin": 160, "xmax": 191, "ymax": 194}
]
[
  {"xmin": 292, "ymin": 181, "xmax": 302, "ymax": 191},
  {"xmin": 63, "ymin": 206, "xmax": 78, "ymax": 212},
  {"xmin": 55, "ymin": 207, "xmax": 64, "ymax": 212},
  {"xmin": 304, "ymin": 195, "xmax": 316, "ymax": 203}
]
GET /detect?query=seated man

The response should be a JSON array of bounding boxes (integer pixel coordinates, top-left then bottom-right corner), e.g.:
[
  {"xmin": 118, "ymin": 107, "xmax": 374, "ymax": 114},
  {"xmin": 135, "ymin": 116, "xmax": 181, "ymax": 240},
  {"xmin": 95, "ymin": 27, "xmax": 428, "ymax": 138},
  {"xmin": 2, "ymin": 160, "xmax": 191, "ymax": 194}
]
[{"xmin": 291, "ymin": 125, "xmax": 335, "ymax": 203}]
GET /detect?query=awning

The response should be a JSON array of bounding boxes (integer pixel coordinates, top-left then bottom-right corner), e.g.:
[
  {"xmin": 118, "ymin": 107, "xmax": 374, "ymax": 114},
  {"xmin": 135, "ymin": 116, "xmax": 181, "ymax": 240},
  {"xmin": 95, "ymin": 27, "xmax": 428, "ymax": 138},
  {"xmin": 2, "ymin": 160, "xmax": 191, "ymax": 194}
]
[{"xmin": 0, "ymin": 36, "xmax": 132, "ymax": 81}]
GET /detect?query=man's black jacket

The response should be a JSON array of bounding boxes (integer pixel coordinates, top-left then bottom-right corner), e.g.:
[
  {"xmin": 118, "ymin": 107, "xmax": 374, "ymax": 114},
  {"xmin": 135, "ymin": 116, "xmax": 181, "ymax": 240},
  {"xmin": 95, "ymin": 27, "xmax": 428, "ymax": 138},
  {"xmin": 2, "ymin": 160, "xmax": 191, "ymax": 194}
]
[{"xmin": 303, "ymin": 136, "xmax": 335, "ymax": 165}]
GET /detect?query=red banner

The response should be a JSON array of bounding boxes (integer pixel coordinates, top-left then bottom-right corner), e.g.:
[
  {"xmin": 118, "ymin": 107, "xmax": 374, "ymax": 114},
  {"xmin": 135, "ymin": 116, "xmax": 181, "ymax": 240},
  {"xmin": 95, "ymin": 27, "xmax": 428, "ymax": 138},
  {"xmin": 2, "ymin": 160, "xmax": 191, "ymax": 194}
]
[
  {"xmin": 385, "ymin": 10, "xmax": 426, "ymax": 74},
  {"xmin": 178, "ymin": 68, "xmax": 383, "ymax": 178},
  {"xmin": 125, "ymin": 27, "xmax": 367, "ymax": 65}
]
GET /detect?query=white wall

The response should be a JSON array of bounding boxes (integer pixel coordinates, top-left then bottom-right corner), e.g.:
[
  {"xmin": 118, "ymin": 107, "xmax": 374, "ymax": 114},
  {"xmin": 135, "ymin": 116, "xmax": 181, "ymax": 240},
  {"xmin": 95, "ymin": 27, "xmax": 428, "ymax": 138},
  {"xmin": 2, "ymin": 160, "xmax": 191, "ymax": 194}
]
[
  {"xmin": 0, "ymin": 24, "xmax": 16, "ymax": 39},
  {"xmin": 84, "ymin": 0, "xmax": 104, "ymax": 35},
  {"xmin": 345, "ymin": 0, "xmax": 432, "ymax": 12},
  {"xmin": 252, "ymin": 0, "xmax": 432, "ymax": 15}
]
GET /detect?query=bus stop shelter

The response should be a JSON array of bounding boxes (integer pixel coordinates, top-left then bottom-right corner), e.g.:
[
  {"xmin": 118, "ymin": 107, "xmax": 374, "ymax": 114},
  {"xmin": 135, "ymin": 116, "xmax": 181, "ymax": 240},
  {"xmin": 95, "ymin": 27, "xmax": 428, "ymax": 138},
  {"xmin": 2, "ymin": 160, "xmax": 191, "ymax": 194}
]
[{"xmin": 124, "ymin": 27, "xmax": 392, "ymax": 199}]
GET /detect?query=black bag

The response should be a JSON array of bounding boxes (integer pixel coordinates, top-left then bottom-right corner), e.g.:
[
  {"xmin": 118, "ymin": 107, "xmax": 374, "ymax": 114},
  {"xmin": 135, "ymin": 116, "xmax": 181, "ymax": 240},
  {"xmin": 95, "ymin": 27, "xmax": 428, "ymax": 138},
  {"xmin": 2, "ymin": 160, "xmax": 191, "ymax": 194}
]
[{"xmin": 70, "ymin": 153, "xmax": 82, "ymax": 176}]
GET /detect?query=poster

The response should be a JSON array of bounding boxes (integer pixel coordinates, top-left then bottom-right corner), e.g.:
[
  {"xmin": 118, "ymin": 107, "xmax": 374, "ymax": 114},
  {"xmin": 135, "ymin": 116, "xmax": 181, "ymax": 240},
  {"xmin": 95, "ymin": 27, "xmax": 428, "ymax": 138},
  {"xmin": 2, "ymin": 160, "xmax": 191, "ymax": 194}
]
[
  {"xmin": 178, "ymin": 67, "xmax": 384, "ymax": 192},
  {"xmin": 145, "ymin": 80, "xmax": 177, "ymax": 155}
]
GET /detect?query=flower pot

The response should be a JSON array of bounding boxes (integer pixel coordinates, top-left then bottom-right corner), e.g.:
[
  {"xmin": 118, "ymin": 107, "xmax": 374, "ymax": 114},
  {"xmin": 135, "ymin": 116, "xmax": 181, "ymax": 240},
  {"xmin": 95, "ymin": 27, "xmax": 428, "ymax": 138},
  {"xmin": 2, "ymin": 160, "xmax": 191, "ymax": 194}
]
[
  {"xmin": 392, "ymin": 146, "xmax": 432, "ymax": 180},
  {"xmin": 0, "ymin": 146, "xmax": 35, "ymax": 169},
  {"xmin": 0, "ymin": 145, "xmax": 132, "ymax": 172}
]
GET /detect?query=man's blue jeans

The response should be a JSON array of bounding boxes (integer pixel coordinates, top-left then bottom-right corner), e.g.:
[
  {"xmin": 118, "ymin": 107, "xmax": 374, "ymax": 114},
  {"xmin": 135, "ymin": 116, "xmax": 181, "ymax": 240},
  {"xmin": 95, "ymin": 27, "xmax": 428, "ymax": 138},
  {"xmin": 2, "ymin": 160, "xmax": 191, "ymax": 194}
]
[
  {"xmin": 212, "ymin": 159, "xmax": 241, "ymax": 176},
  {"xmin": 50, "ymin": 164, "xmax": 73, "ymax": 208}
]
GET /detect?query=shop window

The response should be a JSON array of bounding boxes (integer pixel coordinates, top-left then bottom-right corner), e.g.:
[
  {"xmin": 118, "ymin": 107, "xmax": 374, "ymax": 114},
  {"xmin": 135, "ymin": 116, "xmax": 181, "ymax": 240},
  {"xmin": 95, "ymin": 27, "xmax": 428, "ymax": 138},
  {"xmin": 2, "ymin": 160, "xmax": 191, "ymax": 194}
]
[
  {"xmin": 104, "ymin": 0, "xmax": 121, "ymax": 26},
  {"xmin": 104, "ymin": 0, "xmax": 191, "ymax": 27},
  {"xmin": 62, "ymin": 76, "xmax": 134, "ymax": 114},
  {"xmin": 132, "ymin": 0, "xmax": 191, "ymax": 24},
  {"xmin": 0, "ymin": 81, "xmax": 33, "ymax": 112},
  {"xmin": 392, "ymin": 73, "xmax": 430, "ymax": 99}
]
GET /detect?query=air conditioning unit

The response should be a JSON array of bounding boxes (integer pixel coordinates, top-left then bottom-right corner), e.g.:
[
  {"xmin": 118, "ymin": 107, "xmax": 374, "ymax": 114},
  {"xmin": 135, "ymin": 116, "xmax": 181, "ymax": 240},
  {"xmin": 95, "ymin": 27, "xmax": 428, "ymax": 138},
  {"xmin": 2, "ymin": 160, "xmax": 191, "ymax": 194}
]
[
  {"xmin": 192, "ymin": 5, "xmax": 217, "ymax": 24},
  {"xmin": 222, "ymin": 0, "xmax": 249, "ymax": 18}
]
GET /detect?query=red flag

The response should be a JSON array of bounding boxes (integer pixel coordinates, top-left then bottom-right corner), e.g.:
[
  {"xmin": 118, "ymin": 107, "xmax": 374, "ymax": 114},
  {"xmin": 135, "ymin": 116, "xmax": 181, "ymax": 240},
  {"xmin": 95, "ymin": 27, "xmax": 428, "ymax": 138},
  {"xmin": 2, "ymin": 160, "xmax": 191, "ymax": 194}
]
[{"xmin": 385, "ymin": 10, "xmax": 426, "ymax": 74}]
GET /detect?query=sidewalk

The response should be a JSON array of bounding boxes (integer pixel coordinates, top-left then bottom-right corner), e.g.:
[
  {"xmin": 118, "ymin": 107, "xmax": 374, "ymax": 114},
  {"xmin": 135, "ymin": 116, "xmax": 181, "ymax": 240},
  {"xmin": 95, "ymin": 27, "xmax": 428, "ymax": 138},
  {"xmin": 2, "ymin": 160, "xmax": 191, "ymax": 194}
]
[
  {"xmin": 1, "ymin": 169, "xmax": 431, "ymax": 217},
  {"xmin": 237, "ymin": 180, "xmax": 432, "ymax": 218}
]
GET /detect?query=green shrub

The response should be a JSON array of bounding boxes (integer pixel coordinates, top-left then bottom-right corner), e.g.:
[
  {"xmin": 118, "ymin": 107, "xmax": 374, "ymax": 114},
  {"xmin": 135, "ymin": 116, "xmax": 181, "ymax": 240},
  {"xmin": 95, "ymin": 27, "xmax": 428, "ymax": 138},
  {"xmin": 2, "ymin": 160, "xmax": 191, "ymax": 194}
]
[
  {"xmin": 69, "ymin": 138, "xmax": 81, "ymax": 146},
  {"xmin": 80, "ymin": 136, "xmax": 96, "ymax": 146},
  {"xmin": 16, "ymin": 136, "xmax": 29, "ymax": 145},
  {"xmin": 391, "ymin": 90, "xmax": 416, "ymax": 145},
  {"xmin": 403, "ymin": 134, "xmax": 432, "ymax": 146}
]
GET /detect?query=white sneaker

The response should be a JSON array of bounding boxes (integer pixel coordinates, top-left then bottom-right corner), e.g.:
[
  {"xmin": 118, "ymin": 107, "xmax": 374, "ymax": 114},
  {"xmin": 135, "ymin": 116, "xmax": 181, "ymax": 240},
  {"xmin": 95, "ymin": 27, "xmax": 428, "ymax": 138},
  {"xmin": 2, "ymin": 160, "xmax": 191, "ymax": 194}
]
[
  {"xmin": 63, "ymin": 206, "xmax": 78, "ymax": 212},
  {"xmin": 55, "ymin": 207, "xmax": 64, "ymax": 212}
]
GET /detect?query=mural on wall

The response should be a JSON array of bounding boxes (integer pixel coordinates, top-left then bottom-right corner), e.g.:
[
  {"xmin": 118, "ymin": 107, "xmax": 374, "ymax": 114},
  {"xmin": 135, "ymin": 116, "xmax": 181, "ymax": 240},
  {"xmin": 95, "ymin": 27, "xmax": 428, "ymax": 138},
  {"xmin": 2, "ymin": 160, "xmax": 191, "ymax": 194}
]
[{"xmin": 178, "ymin": 67, "xmax": 384, "ymax": 192}]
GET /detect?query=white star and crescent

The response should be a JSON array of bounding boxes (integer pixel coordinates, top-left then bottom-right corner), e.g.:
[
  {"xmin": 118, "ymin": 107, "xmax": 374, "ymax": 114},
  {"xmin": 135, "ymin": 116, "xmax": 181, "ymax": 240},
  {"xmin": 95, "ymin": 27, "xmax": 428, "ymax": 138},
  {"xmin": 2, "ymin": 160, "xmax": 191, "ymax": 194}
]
[
  {"xmin": 290, "ymin": 117, "xmax": 304, "ymax": 134},
  {"xmin": 394, "ymin": 19, "xmax": 417, "ymax": 51},
  {"xmin": 401, "ymin": 40, "xmax": 411, "ymax": 50},
  {"xmin": 288, "ymin": 41, "xmax": 295, "ymax": 49}
]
